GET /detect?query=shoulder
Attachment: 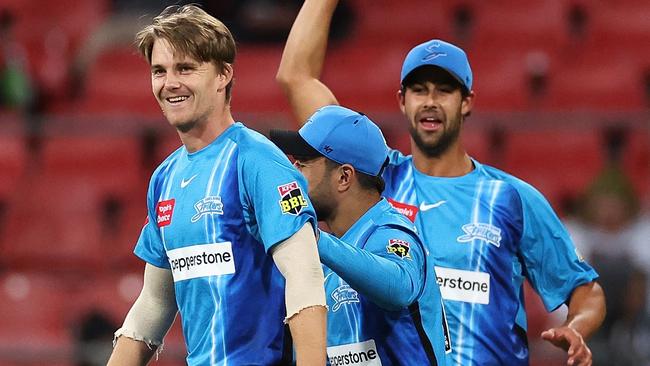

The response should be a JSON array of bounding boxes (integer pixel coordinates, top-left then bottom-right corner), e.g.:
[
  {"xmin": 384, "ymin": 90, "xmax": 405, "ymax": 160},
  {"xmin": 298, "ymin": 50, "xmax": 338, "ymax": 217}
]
[
  {"xmin": 150, "ymin": 146, "xmax": 183, "ymax": 183},
  {"xmin": 477, "ymin": 162, "xmax": 549, "ymax": 207},
  {"xmin": 229, "ymin": 123, "xmax": 292, "ymax": 165},
  {"xmin": 387, "ymin": 148, "xmax": 412, "ymax": 167},
  {"xmin": 373, "ymin": 203, "xmax": 423, "ymax": 245}
]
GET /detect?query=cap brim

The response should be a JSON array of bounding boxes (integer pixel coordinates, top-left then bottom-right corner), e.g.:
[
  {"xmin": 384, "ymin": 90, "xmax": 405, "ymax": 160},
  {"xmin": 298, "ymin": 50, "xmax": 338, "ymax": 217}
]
[
  {"xmin": 402, "ymin": 65, "xmax": 469, "ymax": 93},
  {"xmin": 269, "ymin": 129, "xmax": 321, "ymax": 157}
]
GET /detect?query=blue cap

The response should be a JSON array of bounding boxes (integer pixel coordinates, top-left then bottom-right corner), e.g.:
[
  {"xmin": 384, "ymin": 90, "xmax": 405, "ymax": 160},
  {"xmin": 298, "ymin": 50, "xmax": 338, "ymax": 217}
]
[
  {"xmin": 270, "ymin": 105, "xmax": 389, "ymax": 176},
  {"xmin": 400, "ymin": 39, "xmax": 473, "ymax": 91}
]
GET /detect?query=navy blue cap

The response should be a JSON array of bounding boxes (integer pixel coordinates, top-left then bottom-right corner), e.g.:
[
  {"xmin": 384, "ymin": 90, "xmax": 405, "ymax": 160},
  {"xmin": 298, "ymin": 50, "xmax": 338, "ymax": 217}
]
[
  {"xmin": 270, "ymin": 105, "xmax": 389, "ymax": 176},
  {"xmin": 401, "ymin": 39, "xmax": 473, "ymax": 91}
]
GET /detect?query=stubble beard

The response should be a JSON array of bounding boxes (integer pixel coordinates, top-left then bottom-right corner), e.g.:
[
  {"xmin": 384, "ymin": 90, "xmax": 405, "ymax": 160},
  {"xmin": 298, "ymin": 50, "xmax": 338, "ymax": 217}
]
[{"xmin": 409, "ymin": 117, "xmax": 462, "ymax": 158}]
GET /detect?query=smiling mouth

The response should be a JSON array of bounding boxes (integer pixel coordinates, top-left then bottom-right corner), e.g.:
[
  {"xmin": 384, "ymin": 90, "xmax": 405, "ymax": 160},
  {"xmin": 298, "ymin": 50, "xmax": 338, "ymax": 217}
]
[{"xmin": 165, "ymin": 96, "xmax": 190, "ymax": 104}]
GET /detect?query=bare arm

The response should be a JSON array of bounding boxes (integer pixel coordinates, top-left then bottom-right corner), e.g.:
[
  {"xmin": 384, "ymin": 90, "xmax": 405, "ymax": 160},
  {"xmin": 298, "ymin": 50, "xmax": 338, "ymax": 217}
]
[
  {"xmin": 107, "ymin": 264, "xmax": 178, "ymax": 366},
  {"xmin": 541, "ymin": 281, "xmax": 606, "ymax": 366},
  {"xmin": 276, "ymin": 0, "xmax": 340, "ymax": 124},
  {"xmin": 109, "ymin": 337, "xmax": 157, "ymax": 366},
  {"xmin": 287, "ymin": 305, "xmax": 328, "ymax": 365},
  {"xmin": 272, "ymin": 223, "xmax": 327, "ymax": 365}
]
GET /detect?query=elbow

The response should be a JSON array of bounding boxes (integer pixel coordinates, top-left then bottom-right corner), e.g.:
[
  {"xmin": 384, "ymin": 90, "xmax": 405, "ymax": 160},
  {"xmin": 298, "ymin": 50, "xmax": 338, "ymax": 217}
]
[
  {"xmin": 275, "ymin": 68, "xmax": 291, "ymax": 88},
  {"xmin": 275, "ymin": 69, "xmax": 302, "ymax": 94}
]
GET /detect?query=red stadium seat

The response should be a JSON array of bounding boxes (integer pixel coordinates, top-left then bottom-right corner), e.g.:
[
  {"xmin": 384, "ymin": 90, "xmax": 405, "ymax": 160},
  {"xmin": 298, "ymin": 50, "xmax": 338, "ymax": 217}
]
[
  {"xmin": 74, "ymin": 47, "xmax": 159, "ymax": 117},
  {"xmin": 498, "ymin": 128, "xmax": 604, "ymax": 208},
  {"xmin": 0, "ymin": 120, "xmax": 27, "ymax": 199}
]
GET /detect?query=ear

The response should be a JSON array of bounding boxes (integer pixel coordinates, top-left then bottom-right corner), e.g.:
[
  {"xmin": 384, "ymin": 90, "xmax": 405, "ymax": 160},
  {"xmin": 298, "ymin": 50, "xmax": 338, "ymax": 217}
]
[
  {"xmin": 217, "ymin": 63, "xmax": 233, "ymax": 91},
  {"xmin": 461, "ymin": 90, "xmax": 475, "ymax": 116},
  {"xmin": 335, "ymin": 164, "xmax": 354, "ymax": 193},
  {"xmin": 396, "ymin": 89, "xmax": 406, "ymax": 115}
]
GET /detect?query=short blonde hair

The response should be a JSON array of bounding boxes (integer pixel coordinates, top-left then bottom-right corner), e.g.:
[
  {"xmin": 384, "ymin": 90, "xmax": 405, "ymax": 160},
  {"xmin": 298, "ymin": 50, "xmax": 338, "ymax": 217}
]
[{"xmin": 135, "ymin": 5, "xmax": 236, "ymax": 101}]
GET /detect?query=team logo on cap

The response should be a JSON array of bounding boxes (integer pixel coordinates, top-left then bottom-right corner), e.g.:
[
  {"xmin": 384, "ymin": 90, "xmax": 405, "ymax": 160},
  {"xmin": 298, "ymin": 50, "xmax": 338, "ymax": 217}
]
[
  {"xmin": 387, "ymin": 239, "xmax": 412, "ymax": 259},
  {"xmin": 278, "ymin": 181, "xmax": 308, "ymax": 215},
  {"xmin": 424, "ymin": 41, "xmax": 447, "ymax": 61}
]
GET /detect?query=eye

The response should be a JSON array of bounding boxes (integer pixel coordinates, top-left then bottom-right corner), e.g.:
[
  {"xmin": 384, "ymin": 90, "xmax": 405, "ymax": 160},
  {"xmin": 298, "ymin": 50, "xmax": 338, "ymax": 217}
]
[
  {"xmin": 152, "ymin": 69, "xmax": 165, "ymax": 77},
  {"xmin": 410, "ymin": 85, "xmax": 426, "ymax": 94},
  {"xmin": 438, "ymin": 85, "xmax": 454, "ymax": 93}
]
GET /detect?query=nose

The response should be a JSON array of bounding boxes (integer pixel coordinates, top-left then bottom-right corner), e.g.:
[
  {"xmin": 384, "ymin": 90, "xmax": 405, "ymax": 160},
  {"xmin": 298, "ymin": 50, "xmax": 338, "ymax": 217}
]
[{"xmin": 164, "ymin": 72, "xmax": 181, "ymax": 90}]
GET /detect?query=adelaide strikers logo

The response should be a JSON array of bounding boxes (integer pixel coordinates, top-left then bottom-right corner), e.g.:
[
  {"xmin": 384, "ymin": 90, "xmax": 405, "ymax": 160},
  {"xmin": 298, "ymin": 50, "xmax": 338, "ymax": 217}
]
[
  {"xmin": 331, "ymin": 284, "xmax": 359, "ymax": 312},
  {"xmin": 277, "ymin": 181, "xmax": 308, "ymax": 215},
  {"xmin": 387, "ymin": 238, "xmax": 412, "ymax": 259}
]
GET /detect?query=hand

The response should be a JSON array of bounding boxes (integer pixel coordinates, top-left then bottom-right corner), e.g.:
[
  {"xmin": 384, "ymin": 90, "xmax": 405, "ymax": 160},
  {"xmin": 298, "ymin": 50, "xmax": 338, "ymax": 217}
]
[{"xmin": 541, "ymin": 327, "xmax": 592, "ymax": 366}]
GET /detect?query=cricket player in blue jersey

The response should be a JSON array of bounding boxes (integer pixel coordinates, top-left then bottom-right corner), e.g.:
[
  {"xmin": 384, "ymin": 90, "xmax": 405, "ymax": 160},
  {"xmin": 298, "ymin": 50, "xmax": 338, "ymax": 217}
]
[
  {"xmin": 270, "ymin": 105, "xmax": 449, "ymax": 365},
  {"xmin": 107, "ymin": 5, "xmax": 327, "ymax": 366},
  {"xmin": 276, "ymin": 1, "xmax": 606, "ymax": 366}
]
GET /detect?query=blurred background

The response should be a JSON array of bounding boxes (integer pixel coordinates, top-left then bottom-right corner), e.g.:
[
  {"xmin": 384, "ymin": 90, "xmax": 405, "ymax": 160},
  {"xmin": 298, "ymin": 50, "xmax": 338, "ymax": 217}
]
[{"xmin": 0, "ymin": 0, "xmax": 648, "ymax": 365}]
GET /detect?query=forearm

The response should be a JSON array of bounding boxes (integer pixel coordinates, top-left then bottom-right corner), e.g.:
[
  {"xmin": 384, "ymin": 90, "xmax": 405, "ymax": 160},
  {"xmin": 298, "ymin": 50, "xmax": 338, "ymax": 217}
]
[
  {"xmin": 319, "ymin": 232, "xmax": 421, "ymax": 310},
  {"xmin": 288, "ymin": 306, "xmax": 328, "ymax": 365},
  {"xmin": 277, "ymin": 0, "xmax": 339, "ymax": 123},
  {"xmin": 107, "ymin": 337, "xmax": 157, "ymax": 366},
  {"xmin": 272, "ymin": 223, "xmax": 327, "ymax": 364},
  {"xmin": 108, "ymin": 264, "xmax": 178, "ymax": 365},
  {"xmin": 277, "ymin": 0, "xmax": 337, "ymax": 85},
  {"xmin": 563, "ymin": 281, "xmax": 606, "ymax": 340}
]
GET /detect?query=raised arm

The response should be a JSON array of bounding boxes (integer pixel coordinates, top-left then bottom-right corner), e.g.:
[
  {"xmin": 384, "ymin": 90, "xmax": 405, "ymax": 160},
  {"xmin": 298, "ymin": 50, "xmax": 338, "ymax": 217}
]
[
  {"xmin": 541, "ymin": 281, "xmax": 606, "ymax": 366},
  {"xmin": 108, "ymin": 264, "xmax": 178, "ymax": 366},
  {"xmin": 276, "ymin": 0, "xmax": 340, "ymax": 124}
]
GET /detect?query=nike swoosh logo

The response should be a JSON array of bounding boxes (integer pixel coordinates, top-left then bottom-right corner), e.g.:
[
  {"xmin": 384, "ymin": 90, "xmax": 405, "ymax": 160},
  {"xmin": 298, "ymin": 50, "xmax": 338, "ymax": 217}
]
[
  {"xmin": 419, "ymin": 200, "xmax": 447, "ymax": 211},
  {"xmin": 180, "ymin": 174, "xmax": 198, "ymax": 188}
]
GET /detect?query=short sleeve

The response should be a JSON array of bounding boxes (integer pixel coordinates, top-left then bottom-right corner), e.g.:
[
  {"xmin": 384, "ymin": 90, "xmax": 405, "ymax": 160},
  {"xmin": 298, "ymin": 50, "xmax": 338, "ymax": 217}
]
[
  {"xmin": 134, "ymin": 183, "xmax": 170, "ymax": 269},
  {"xmin": 516, "ymin": 183, "xmax": 598, "ymax": 311},
  {"xmin": 238, "ymin": 143, "xmax": 317, "ymax": 253}
]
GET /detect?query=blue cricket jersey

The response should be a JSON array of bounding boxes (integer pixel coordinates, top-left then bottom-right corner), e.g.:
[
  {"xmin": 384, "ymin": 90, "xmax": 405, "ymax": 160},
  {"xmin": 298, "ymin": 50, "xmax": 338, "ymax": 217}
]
[
  {"xmin": 382, "ymin": 150, "xmax": 598, "ymax": 366},
  {"xmin": 319, "ymin": 198, "xmax": 449, "ymax": 365},
  {"xmin": 134, "ymin": 123, "xmax": 316, "ymax": 365}
]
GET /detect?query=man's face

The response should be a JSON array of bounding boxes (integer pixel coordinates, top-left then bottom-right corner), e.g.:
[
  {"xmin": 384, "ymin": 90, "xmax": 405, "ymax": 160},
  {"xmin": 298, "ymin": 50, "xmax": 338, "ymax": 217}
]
[
  {"xmin": 398, "ymin": 66, "xmax": 474, "ymax": 157},
  {"xmin": 150, "ymin": 38, "xmax": 222, "ymax": 132},
  {"xmin": 293, "ymin": 156, "xmax": 336, "ymax": 221}
]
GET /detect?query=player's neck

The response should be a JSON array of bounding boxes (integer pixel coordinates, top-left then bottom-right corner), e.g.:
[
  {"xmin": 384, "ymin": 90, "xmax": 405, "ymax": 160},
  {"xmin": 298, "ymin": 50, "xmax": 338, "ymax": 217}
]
[
  {"xmin": 411, "ymin": 141, "xmax": 473, "ymax": 177},
  {"xmin": 179, "ymin": 107, "xmax": 235, "ymax": 153},
  {"xmin": 326, "ymin": 192, "xmax": 381, "ymax": 238}
]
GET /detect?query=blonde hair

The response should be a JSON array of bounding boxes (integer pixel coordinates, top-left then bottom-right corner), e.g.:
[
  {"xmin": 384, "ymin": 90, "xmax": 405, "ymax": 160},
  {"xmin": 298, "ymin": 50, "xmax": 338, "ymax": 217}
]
[{"xmin": 135, "ymin": 5, "xmax": 236, "ymax": 101}]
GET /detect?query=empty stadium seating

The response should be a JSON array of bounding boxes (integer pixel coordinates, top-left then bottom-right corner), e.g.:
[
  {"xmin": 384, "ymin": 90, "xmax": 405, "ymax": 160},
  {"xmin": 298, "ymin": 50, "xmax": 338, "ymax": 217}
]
[{"xmin": 0, "ymin": 1, "xmax": 648, "ymax": 364}]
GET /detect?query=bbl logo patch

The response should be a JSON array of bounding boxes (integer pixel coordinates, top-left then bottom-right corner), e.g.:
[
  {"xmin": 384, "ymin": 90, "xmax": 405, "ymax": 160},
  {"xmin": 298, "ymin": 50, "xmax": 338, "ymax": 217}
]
[
  {"xmin": 278, "ymin": 181, "xmax": 308, "ymax": 215},
  {"xmin": 387, "ymin": 238, "xmax": 412, "ymax": 259}
]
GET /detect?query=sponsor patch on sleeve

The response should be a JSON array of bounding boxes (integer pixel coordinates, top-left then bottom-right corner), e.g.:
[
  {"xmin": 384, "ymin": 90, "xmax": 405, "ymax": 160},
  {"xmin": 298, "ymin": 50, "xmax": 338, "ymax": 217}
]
[
  {"xmin": 387, "ymin": 238, "xmax": 412, "ymax": 259},
  {"xmin": 156, "ymin": 199, "xmax": 175, "ymax": 227},
  {"xmin": 278, "ymin": 181, "xmax": 308, "ymax": 215}
]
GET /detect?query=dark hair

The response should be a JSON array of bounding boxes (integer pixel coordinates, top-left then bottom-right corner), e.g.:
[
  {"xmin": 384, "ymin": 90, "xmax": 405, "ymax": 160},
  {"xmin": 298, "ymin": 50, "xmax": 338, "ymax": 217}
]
[
  {"xmin": 401, "ymin": 67, "xmax": 472, "ymax": 117},
  {"xmin": 323, "ymin": 159, "xmax": 385, "ymax": 194},
  {"xmin": 135, "ymin": 4, "xmax": 236, "ymax": 101}
]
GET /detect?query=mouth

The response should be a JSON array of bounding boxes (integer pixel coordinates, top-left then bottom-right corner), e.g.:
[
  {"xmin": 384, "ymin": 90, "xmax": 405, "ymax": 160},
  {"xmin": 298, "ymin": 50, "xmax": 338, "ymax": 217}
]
[
  {"xmin": 164, "ymin": 95, "xmax": 191, "ymax": 105},
  {"xmin": 418, "ymin": 116, "xmax": 443, "ymax": 131}
]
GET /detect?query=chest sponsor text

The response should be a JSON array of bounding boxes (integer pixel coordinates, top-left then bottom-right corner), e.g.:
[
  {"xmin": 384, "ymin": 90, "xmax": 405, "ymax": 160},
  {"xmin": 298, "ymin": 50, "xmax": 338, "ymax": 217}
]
[
  {"xmin": 435, "ymin": 266, "xmax": 490, "ymax": 304},
  {"xmin": 328, "ymin": 339, "xmax": 382, "ymax": 366},
  {"xmin": 167, "ymin": 242, "xmax": 235, "ymax": 281}
]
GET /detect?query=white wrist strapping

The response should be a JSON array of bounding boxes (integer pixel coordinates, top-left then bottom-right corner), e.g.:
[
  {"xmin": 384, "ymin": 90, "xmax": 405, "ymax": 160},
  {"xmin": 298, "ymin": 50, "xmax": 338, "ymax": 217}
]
[
  {"xmin": 272, "ymin": 222, "xmax": 327, "ymax": 321},
  {"xmin": 114, "ymin": 264, "xmax": 178, "ymax": 348}
]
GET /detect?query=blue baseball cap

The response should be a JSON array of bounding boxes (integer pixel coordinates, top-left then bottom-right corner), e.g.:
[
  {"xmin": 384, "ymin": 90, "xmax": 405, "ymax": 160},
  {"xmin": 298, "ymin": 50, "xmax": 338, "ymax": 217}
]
[
  {"xmin": 270, "ymin": 105, "xmax": 389, "ymax": 176},
  {"xmin": 400, "ymin": 39, "xmax": 473, "ymax": 91}
]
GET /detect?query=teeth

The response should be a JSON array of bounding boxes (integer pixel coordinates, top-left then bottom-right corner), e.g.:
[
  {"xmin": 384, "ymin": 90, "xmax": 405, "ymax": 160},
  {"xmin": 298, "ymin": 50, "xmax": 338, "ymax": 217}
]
[{"xmin": 167, "ymin": 96, "xmax": 189, "ymax": 103}]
